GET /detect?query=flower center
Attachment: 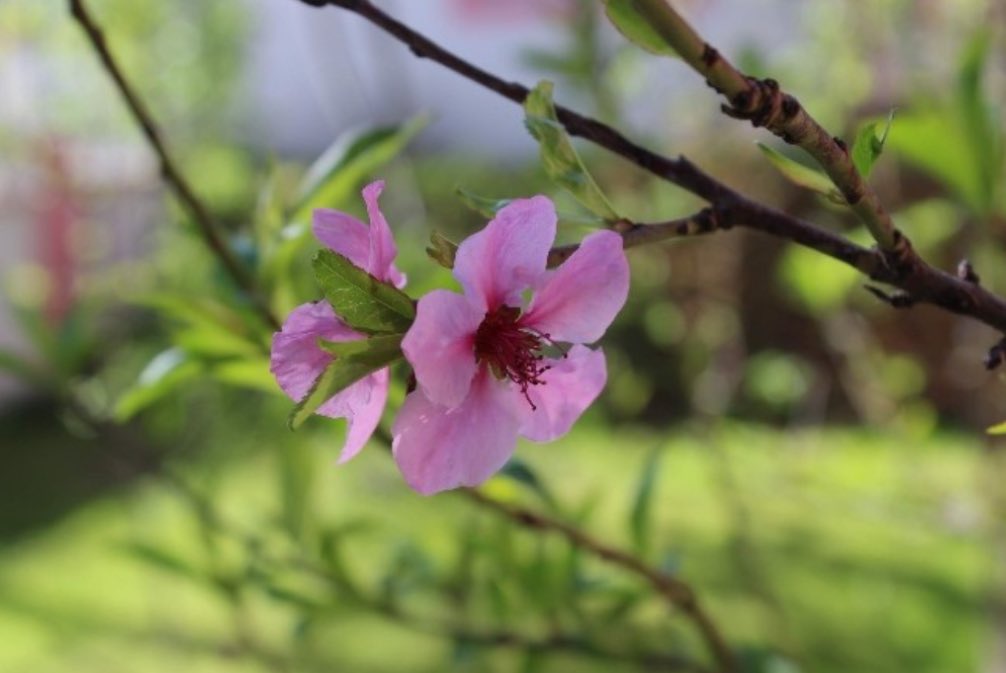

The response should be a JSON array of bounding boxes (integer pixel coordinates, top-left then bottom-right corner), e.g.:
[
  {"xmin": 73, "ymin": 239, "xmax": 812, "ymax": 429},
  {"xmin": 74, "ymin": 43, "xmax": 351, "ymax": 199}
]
[{"xmin": 474, "ymin": 305, "xmax": 552, "ymax": 409}]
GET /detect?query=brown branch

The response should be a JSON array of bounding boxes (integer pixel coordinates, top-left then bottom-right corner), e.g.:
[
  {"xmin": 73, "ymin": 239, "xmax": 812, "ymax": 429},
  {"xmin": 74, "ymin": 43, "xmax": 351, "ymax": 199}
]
[
  {"xmin": 68, "ymin": 0, "xmax": 279, "ymax": 330},
  {"xmin": 299, "ymin": 0, "xmax": 1006, "ymax": 338},
  {"xmin": 632, "ymin": 0, "xmax": 898, "ymax": 251},
  {"xmin": 547, "ymin": 208, "xmax": 729, "ymax": 267},
  {"xmin": 463, "ymin": 488, "xmax": 736, "ymax": 673}
]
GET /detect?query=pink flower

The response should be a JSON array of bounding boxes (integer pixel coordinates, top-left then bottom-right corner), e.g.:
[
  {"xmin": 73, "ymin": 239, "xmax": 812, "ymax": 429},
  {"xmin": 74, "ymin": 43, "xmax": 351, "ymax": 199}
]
[
  {"xmin": 270, "ymin": 180, "xmax": 405, "ymax": 462},
  {"xmin": 393, "ymin": 196, "xmax": 629, "ymax": 494}
]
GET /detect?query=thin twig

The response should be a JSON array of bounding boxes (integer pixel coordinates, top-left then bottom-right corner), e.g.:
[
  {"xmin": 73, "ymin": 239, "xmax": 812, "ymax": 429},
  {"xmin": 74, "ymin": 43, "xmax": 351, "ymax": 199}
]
[
  {"xmin": 299, "ymin": 0, "xmax": 1006, "ymax": 337},
  {"xmin": 463, "ymin": 488, "xmax": 736, "ymax": 673},
  {"xmin": 68, "ymin": 0, "xmax": 279, "ymax": 329},
  {"xmin": 547, "ymin": 208, "xmax": 727, "ymax": 266}
]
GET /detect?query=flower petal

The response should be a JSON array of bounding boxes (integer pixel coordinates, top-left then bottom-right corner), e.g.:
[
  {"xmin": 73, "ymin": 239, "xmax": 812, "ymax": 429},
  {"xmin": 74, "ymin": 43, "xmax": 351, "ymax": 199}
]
[
  {"xmin": 392, "ymin": 370, "xmax": 520, "ymax": 494},
  {"xmin": 270, "ymin": 301, "xmax": 361, "ymax": 402},
  {"xmin": 312, "ymin": 209, "xmax": 370, "ymax": 270},
  {"xmin": 361, "ymin": 180, "xmax": 406, "ymax": 288},
  {"xmin": 518, "ymin": 344, "xmax": 606, "ymax": 442},
  {"xmin": 270, "ymin": 301, "xmax": 388, "ymax": 462},
  {"xmin": 401, "ymin": 289, "xmax": 483, "ymax": 409},
  {"xmin": 453, "ymin": 196, "xmax": 556, "ymax": 310},
  {"xmin": 522, "ymin": 230, "xmax": 628, "ymax": 343},
  {"xmin": 333, "ymin": 369, "xmax": 388, "ymax": 463}
]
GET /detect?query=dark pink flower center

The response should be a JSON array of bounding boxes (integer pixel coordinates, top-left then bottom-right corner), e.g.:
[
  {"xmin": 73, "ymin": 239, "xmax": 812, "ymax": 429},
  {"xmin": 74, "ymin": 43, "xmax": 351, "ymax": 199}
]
[{"xmin": 474, "ymin": 304, "xmax": 551, "ymax": 409}]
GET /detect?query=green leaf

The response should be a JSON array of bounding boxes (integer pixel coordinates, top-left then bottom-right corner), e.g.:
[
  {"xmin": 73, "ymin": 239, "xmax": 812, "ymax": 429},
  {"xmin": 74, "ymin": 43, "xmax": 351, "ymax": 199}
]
[
  {"xmin": 115, "ymin": 348, "xmax": 203, "ymax": 421},
  {"xmin": 988, "ymin": 420, "xmax": 1006, "ymax": 435},
  {"xmin": 312, "ymin": 250, "xmax": 415, "ymax": 335},
  {"xmin": 288, "ymin": 334, "xmax": 403, "ymax": 430},
  {"xmin": 602, "ymin": 0, "xmax": 678, "ymax": 56},
  {"xmin": 210, "ymin": 359, "xmax": 278, "ymax": 393},
  {"xmin": 957, "ymin": 30, "xmax": 1002, "ymax": 215},
  {"xmin": 851, "ymin": 110, "xmax": 894, "ymax": 178},
  {"xmin": 757, "ymin": 142, "xmax": 842, "ymax": 200},
  {"xmin": 456, "ymin": 187, "xmax": 514, "ymax": 218},
  {"xmin": 426, "ymin": 230, "xmax": 459, "ymax": 270},
  {"xmin": 317, "ymin": 333, "xmax": 404, "ymax": 359},
  {"xmin": 524, "ymin": 81, "xmax": 620, "ymax": 221},
  {"xmin": 886, "ymin": 110, "xmax": 987, "ymax": 214},
  {"xmin": 629, "ymin": 445, "xmax": 661, "ymax": 556},
  {"xmin": 291, "ymin": 115, "xmax": 428, "ymax": 223},
  {"xmin": 500, "ymin": 459, "xmax": 558, "ymax": 511},
  {"xmin": 120, "ymin": 541, "xmax": 203, "ymax": 582}
]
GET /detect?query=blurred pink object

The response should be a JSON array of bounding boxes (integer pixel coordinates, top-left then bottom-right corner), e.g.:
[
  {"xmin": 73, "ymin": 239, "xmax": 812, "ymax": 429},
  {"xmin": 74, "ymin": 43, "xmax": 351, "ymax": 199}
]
[{"xmin": 33, "ymin": 137, "xmax": 78, "ymax": 326}]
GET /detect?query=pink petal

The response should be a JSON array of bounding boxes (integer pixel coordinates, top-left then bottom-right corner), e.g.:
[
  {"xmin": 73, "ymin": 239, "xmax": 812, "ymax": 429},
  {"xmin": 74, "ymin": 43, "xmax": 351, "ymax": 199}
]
[
  {"xmin": 270, "ymin": 301, "xmax": 387, "ymax": 462},
  {"xmin": 312, "ymin": 209, "xmax": 370, "ymax": 270},
  {"xmin": 361, "ymin": 180, "xmax": 405, "ymax": 287},
  {"xmin": 522, "ymin": 230, "xmax": 628, "ymax": 344},
  {"xmin": 270, "ymin": 301, "xmax": 361, "ymax": 402},
  {"xmin": 518, "ymin": 344, "xmax": 607, "ymax": 442},
  {"xmin": 453, "ymin": 196, "xmax": 556, "ymax": 311},
  {"xmin": 333, "ymin": 369, "xmax": 389, "ymax": 463},
  {"xmin": 401, "ymin": 289, "xmax": 483, "ymax": 409},
  {"xmin": 392, "ymin": 369, "xmax": 521, "ymax": 494}
]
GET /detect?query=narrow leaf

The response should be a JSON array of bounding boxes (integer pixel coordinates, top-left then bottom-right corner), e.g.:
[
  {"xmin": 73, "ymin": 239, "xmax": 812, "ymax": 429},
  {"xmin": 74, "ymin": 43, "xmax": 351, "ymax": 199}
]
[
  {"xmin": 602, "ymin": 0, "xmax": 677, "ymax": 56},
  {"xmin": 524, "ymin": 81, "xmax": 620, "ymax": 221},
  {"xmin": 757, "ymin": 142, "xmax": 842, "ymax": 200},
  {"xmin": 291, "ymin": 115, "xmax": 429, "ymax": 223},
  {"xmin": 115, "ymin": 349, "xmax": 203, "ymax": 421},
  {"xmin": 630, "ymin": 445, "xmax": 661, "ymax": 556},
  {"xmin": 851, "ymin": 110, "xmax": 894, "ymax": 178},
  {"xmin": 288, "ymin": 335, "xmax": 403, "ymax": 429},
  {"xmin": 313, "ymin": 250, "xmax": 415, "ymax": 335},
  {"xmin": 456, "ymin": 187, "xmax": 514, "ymax": 218}
]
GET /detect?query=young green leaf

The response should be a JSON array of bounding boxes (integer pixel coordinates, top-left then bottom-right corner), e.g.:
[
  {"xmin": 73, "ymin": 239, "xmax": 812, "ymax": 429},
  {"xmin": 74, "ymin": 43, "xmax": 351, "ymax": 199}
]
[
  {"xmin": 312, "ymin": 250, "xmax": 415, "ymax": 335},
  {"xmin": 757, "ymin": 142, "xmax": 843, "ymax": 201},
  {"xmin": 851, "ymin": 110, "xmax": 894, "ymax": 178},
  {"xmin": 288, "ymin": 334, "xmax": 404, "ymax": 430},
  {"xmin": 524, "ymin": 81, "xmax": 620, "ymax": 221},
  {"xmin": 115, "ymin": 348, "xmax": 204, "ymax": 421},
  {"xmin": 426, "ymin": 230, "xmax": 459, "ymax": 270},
  {"xmin": 602, "ymin": 0, "xmax": 677, "ymax": 56},
  {"xmin": 317, "ymin": 333, "xmax": 403, "ymax": 359}
]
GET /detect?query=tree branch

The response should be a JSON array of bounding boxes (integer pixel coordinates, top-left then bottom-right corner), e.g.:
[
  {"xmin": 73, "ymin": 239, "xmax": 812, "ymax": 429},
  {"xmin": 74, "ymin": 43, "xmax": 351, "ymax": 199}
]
[
  {"xmin": 632, "ymin": 0, "xmax": 899, "ymax": 251},
  {"xmin": 463, "ymin": 488, "xmax": 736, "ymax": 673},
  {"xmin": 298, "ymin": 0, "xmax": 1006, "ymax": 339},
  {"xmin": 68, "ymin": 0, "xmax": 279, "ymax": 330}
]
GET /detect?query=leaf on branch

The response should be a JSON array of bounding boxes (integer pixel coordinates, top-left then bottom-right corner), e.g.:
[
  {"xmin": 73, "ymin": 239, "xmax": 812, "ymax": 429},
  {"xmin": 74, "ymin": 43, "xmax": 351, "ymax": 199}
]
[
  {"xmin": 851, "ymin": 110, "xmax": 894, "ymax": 178},
  {"xmin": 312, "ymin": 250, "xmax": 415, "ymax": 335},
  {"xmin": 602, "ymin": 0, "xmax": 678, "ymax": 56},
  {"xmin": 289, "ymin": 334, "xmax": 404, "ymax": 430},
  {"xmin": 524, "ymin": 81, "xmax": 620, "ymax": 222},
  {"xmin": 115, "ymin": 348, "xmax": 204, "ymax": 421},
  {"xmin": 756, "ymin": 142, "xmax": 843, "ymax": 202}
]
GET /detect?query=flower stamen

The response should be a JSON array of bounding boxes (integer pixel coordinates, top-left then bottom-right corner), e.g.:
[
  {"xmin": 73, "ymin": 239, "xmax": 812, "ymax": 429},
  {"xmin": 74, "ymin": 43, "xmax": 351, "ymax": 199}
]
[{"xmin": 474, "ymin": 305, "xmax": 553, "ymax": 409}]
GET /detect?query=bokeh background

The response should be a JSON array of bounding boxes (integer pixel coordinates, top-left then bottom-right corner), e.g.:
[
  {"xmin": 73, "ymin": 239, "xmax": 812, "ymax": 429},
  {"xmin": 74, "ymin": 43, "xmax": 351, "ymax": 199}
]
[{"xmin": 2, "ymin": 1, "xmax": 1006, "ymax": 671}]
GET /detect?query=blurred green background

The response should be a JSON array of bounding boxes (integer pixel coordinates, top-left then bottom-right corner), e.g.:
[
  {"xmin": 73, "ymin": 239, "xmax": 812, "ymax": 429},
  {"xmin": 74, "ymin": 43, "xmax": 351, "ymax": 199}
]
[{"xmin": 1, "ymin": 0, "xmax": 1005, "ymax": 671}]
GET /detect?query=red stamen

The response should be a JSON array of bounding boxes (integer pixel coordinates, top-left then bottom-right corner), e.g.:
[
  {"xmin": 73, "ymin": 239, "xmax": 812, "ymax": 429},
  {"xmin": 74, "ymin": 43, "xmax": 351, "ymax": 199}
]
[{"xmin": 474, "ymin": 305, "xmax": 553, "ymax": 409}]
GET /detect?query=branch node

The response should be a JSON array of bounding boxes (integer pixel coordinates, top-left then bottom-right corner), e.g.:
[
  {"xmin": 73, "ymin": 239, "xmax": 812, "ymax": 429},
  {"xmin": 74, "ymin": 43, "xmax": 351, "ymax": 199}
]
[
  {"xmin": 865, "ymin": 285, "xmax": 916, "ymax": 309},
  {"xmin": 957, "ymin": 259, "xmax": 981, "ymax": 285},
  {"xmin": 985, "ymin": 338, "xmax": 1006, "ymax": 371},
  {"xmin": 879, "ymin": 229, "xmax": 915, "ymax": 278},
  {"xmin": 833, "ymin": 136, "xmax": 848, "ymax": 154},
  {"xmin": 722, "ymin": 76, "xmax": 786, "ymax": 131},
  {"xmin": 700, "ymin": 43, "xmax": 720, "ymax": 67}
]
